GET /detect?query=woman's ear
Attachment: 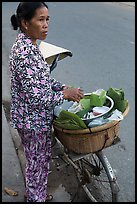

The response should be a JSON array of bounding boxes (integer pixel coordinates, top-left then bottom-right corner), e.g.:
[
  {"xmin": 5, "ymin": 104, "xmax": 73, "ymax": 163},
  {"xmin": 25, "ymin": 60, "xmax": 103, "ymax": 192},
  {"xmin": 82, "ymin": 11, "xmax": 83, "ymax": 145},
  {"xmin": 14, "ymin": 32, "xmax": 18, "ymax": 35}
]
[{"xmin": 21, "ymin": 19, "xmax": 29, "ymax": 30}]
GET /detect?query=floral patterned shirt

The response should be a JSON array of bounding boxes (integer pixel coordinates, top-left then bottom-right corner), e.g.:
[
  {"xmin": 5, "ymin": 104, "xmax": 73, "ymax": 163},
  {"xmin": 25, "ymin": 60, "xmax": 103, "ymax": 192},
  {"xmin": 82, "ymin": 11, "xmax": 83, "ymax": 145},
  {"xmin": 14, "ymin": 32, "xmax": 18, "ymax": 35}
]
[{"xmin": 9, "ymin": 32, "xmax": 65, "ymax": 132}]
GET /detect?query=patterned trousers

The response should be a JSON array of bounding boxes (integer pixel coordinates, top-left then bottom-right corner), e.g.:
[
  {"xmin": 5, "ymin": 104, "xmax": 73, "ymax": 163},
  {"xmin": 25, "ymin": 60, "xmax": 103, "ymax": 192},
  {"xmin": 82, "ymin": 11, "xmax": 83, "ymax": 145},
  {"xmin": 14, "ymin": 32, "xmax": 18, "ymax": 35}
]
[{"xmin": 18, "ymin": 128, "xmax": 52, "ymax": 202}]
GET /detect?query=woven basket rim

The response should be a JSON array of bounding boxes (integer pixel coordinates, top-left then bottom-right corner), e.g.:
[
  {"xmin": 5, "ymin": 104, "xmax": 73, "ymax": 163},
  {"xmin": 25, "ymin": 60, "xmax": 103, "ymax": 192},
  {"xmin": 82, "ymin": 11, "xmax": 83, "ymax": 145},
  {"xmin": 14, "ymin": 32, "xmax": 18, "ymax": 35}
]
[{"xmin": 53, "ymin": 104, "xmax": 130, "ymax": 134}]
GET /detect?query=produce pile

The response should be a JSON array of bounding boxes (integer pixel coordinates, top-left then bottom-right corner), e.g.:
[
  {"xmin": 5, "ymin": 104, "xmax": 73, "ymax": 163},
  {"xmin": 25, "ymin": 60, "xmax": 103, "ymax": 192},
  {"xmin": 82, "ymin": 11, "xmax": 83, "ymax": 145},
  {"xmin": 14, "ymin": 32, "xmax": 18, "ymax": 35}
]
[{"xmin": 53, "ymin": 87, "xmax": 128, "ymax": 130}]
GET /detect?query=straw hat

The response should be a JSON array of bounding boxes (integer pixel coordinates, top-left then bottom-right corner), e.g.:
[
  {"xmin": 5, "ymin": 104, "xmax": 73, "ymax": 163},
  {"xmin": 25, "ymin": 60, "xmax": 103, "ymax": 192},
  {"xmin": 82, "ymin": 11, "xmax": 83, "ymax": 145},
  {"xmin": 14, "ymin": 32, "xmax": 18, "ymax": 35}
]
[{"xmin": 39, "ymin": 41, "xmax": 73, "ymax": 65}]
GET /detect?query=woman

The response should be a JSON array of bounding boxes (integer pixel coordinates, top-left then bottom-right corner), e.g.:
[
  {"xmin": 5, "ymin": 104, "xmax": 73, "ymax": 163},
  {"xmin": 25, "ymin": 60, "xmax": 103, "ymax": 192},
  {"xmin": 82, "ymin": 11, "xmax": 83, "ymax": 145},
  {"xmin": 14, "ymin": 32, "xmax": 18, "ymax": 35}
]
[{"xmin": 9, "ymin": 2, "xmax": 84, "ymax": 202}]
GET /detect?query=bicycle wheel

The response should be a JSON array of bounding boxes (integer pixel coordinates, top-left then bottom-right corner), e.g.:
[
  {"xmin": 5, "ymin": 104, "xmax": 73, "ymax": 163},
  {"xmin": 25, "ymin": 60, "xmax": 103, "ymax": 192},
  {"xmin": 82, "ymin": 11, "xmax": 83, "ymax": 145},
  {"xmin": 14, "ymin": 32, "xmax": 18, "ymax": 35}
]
[{"xmin": 74, "ymin": 150, "xmax": 119, "ymax": 202}]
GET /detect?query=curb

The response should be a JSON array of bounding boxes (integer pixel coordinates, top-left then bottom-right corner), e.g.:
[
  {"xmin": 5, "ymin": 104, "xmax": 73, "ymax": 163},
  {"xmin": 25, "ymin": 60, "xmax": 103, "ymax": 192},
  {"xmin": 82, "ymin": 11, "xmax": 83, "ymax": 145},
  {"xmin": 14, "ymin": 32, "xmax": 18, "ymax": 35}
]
[
  {"xmin": 2, "ymin": 104, "xmax": 25, "ymax": 202},
  {"xmin": 2, "ymin": 100, "xmax": 26, "ymax": 179},
  {"xmin": 120, "ymin": 2, "xmax": 135, "ymax": 7},
  {"xmin": 9, "ymin": 127, "xmax": 26, "ymax": 178},
  {"xmin": 105, "ymin": 2, "xmax": 135, "ymax": 8},
  {"xmin": 115, "ymin": 2, "xmax": 135, "ymax": 7}
]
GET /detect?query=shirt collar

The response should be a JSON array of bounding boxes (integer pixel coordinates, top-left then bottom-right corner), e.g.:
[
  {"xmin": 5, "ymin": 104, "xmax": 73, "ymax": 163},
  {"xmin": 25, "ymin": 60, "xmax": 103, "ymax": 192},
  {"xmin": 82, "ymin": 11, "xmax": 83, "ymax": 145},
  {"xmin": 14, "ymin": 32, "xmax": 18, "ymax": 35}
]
[{"xmin": 17, "ymin": 31, "xmax": 39, "ymax": 51}]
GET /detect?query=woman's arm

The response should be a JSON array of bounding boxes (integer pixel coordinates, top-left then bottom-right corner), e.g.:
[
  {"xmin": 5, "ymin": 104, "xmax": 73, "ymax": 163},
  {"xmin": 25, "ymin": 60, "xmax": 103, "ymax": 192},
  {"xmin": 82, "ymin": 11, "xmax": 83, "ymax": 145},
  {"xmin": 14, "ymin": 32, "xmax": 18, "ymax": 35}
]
[
  {"xmin": 50, "ymin": 77, "xmax": 66, "ymax": 91},
  {"xmin": 13, "ymin": 53, "xmax": 64, "ymax": 109}
]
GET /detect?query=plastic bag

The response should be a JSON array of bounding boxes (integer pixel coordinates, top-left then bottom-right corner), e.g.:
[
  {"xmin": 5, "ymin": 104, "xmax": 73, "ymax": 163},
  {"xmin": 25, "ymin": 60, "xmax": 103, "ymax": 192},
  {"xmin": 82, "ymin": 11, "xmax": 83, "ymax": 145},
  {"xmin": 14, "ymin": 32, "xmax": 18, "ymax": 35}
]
[
  {"xmin": 88, "ymin": 109, "xmax": 123, "ymax": 128},
  {"xmin": 88, "ymin": 117, "xmax": 109, "ymax": 128},
  {"xmin": 54, "ymin": 100, "xmax": 74, "ymax": 117},
  {"xmin": 107, "ymin": 109, "xmax": 123, "ymax": 121},
  {"xmin": 68, "ymin": 102, "xmax": 83, "ymax": 113}
]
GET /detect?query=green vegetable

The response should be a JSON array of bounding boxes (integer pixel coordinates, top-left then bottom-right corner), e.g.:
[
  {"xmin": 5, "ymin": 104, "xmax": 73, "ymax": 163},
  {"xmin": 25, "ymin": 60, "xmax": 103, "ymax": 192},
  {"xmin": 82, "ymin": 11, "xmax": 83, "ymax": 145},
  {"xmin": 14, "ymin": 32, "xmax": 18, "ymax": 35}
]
[
  {"xmin": 106, "ymin": 87, "xmax": 128, "ymax": 113},
  {"xmin": 75, "ymin": 90, "xmax": 107, "ymax": 117},
  {"xmin": 76, "ymin": 98, "xmax": 92, "ymax": 117},
  {"xmin": 115, "ymin": 99, "xmax": 128, "ymax": 112},
  {"xmin": 107, "ymin": 87, "xmax": 124, "ymax": 101},
  {"xmin": 83, "ymin": 90, "xmax": 107, "ymax": 107},
  {"xmin": 54, "ymin": 119, "xmax": 85, "ymax": 130},
  {"xmin": 76, "ymin": 107, "xmax": 91, "ymax": 118},
  {"xmin": 80, "ymin": 98, "xmax": 91, "ymax": 109},
  {"xmin": 54, "ymin": 110, "xmax": 87, "ymax": 129}
]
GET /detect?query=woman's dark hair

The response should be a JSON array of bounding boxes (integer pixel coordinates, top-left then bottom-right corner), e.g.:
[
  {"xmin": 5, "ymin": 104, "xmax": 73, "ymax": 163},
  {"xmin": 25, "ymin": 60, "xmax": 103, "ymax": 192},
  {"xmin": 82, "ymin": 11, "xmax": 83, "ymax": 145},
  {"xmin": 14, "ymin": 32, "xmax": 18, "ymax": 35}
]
[{"xmin": 10, "ymin": 2, "xmax": 48, "ymax": 30}]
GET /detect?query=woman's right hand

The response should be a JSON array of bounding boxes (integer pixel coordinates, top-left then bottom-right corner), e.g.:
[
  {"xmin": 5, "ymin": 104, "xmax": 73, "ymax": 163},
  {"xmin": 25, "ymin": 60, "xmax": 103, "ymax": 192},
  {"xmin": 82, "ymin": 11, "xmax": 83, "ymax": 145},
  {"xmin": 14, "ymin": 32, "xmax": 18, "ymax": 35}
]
[{"xmin": 63, "ymin": 87, "xmax": 84, "ymax": 103}]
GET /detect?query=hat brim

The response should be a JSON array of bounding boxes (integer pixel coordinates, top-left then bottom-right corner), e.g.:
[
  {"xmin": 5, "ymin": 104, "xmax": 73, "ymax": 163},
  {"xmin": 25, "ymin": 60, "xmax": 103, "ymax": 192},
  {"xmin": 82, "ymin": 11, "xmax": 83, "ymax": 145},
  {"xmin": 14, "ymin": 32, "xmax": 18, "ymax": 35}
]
[{"xmin": 39, "ymin": 41, "xmax": 73, "ymax": 65}]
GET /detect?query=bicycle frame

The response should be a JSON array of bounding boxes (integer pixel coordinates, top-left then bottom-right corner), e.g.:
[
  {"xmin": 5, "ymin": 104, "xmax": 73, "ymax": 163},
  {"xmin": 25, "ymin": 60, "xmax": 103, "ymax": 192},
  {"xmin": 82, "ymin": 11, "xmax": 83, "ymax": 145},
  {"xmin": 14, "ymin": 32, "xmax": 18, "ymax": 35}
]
[
  {"xmin": 96, "ymin": 151, "xmax": 120, "ymax": 194},
  {"xmin": 52, "ymin": 137, "xmax": 120, "ymax": 202}
]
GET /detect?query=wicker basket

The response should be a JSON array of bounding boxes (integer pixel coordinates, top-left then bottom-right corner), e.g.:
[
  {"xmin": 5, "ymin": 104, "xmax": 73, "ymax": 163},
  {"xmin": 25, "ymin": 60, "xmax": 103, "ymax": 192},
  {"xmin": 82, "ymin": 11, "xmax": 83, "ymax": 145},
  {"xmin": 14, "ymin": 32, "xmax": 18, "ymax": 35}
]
[{"xmin": 53, "ymin": 104, "xmax": 130, "ymax": 154}]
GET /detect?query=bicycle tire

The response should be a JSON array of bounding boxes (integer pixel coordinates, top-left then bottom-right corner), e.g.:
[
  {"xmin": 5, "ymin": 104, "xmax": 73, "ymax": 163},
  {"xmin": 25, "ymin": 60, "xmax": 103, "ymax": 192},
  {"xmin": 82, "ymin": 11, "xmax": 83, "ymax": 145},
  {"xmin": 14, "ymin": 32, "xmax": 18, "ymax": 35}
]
[{"xmin": 73, "ymin": 151, "xmax": 119, "ymax": 202}]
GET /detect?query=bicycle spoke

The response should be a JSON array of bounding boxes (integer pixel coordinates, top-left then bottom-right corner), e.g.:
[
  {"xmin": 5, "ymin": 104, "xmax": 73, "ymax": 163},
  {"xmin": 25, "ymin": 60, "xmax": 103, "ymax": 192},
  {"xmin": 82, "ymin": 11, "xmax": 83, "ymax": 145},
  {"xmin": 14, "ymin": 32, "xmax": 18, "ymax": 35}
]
[{"xmin": 74, "ymin": 153, "xmax": 118, "ymax": 202}]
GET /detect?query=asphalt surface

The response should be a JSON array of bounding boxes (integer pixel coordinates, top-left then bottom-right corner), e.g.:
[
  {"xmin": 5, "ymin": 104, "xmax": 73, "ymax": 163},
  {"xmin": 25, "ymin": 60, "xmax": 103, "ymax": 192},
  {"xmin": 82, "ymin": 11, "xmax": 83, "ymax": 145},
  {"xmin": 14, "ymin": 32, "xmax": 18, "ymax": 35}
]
[{"xmin": 2, "ymin": 2, "xmax": 135, "ymax": 202}]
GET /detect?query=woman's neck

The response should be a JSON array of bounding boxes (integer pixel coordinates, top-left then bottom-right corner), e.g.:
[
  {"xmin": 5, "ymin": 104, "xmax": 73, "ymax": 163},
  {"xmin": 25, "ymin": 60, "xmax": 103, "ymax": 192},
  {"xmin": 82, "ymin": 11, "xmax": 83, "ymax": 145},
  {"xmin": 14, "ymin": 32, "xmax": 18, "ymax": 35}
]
[{"xmin": 21, "ymin": 29, "xmax": 37, "ymax": 45}]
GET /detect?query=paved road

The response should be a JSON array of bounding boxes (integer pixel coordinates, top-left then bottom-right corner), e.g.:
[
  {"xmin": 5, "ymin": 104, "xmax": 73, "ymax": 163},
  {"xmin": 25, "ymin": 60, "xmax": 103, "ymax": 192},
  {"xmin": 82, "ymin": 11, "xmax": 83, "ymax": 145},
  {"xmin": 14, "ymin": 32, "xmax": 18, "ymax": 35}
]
[{"xmin": 2, "ymin": 2, "xmax": 135, "ymax": 202}]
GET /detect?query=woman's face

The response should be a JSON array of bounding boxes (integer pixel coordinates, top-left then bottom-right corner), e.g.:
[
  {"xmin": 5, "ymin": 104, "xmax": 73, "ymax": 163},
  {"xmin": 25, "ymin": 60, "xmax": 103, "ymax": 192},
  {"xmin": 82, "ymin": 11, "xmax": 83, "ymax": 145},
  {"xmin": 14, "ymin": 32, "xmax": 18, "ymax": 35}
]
[{"xmin": 22, "ymin": 6, "xmax": 50, "ymax": 44}]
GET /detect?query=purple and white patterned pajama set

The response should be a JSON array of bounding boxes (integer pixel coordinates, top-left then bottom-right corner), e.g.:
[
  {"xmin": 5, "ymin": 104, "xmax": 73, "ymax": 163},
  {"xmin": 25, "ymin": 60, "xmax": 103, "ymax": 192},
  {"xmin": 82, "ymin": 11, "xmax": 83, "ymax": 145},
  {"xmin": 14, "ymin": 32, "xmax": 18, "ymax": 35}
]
[{"xmin": 9, "ymin": 32, "xmax": 65, "ymax": 202}]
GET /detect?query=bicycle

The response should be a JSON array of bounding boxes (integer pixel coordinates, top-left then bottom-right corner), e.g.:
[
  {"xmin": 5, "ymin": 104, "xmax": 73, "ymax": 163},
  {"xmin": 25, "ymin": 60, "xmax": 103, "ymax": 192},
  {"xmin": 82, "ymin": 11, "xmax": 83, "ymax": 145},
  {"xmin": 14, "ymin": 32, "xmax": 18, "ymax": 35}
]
[
  {"xmin": 52, "ymin": 104, "xmax": 129, "ymax": 202},
  {"xmin": 39, "ymin": 42, "xmax": 129, "ymax": 202}
]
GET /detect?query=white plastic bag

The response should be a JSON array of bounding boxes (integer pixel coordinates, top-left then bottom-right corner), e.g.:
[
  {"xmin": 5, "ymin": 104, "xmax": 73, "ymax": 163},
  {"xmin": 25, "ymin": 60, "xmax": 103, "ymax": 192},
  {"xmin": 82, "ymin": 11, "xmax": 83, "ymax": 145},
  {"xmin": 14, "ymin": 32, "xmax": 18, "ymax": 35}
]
[{"xmin": 107, "ymin": 109, "xmax": 123, "ymax": 121}]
